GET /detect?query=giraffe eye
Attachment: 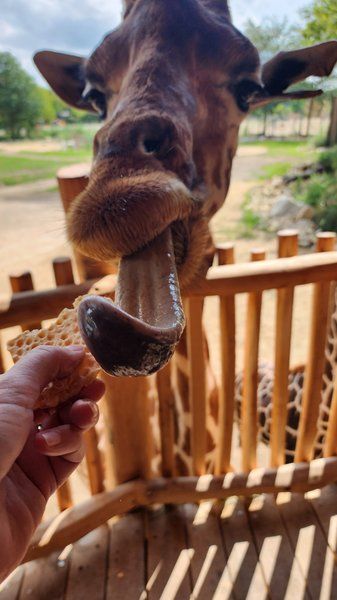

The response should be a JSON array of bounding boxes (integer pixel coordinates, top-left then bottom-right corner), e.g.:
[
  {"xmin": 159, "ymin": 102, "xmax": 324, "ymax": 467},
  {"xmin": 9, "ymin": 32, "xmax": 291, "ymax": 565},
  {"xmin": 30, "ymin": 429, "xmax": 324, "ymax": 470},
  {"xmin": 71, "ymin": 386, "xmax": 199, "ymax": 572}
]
[
  {"xmin": 82, "ymin": 86, "xmax": 107, "ymax": 119},
  {"xmin": 234, "ymin": 80, "xmax": 263, "ymax": 112}
]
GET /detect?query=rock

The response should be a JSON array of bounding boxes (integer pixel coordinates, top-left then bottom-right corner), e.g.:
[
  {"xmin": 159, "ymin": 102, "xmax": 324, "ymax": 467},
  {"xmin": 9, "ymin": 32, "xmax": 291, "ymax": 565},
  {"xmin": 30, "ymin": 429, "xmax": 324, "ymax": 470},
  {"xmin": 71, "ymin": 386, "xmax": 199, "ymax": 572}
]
[
  {"xmin": 269, "ymin": 196, "xmax": 301, "ymax": 219},
  {"xmin": 296, "ymin": 205, "xmax": 314, "ymax": 220},
  {"xmin": 296, "ymin": 219, "xmax": 316, "ymax": 248}
]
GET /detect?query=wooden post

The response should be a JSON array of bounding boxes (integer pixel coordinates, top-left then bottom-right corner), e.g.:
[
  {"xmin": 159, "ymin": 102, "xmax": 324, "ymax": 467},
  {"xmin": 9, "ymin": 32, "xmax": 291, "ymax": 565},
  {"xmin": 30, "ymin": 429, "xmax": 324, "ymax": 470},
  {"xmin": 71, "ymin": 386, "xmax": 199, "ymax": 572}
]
[
  {"xmin": 156, "ymin": 362, "xmax": 175, "ymax": 477},
  {"xmin": 216, "ymin": 243, "xmax": 235, "ymax": 267},
  {"xmin": 185, "ymin": 297, "xmax": 207, "ymax": 476},
  {"xmin": 215, "ymin": 243, "xmax": 236, "ymax": 474},
  {"xmin": 51, "ymin": 258, "xmax": 75, "ymax": 509},
  {"xmin": 327, "ymin": 96, "xmax": 337, "ymax": 147},
  {"xmin": 271, "ymin": 230, "xmax": 298, "ymax": 467},
  {"xmin": 241, "ymin": 249, "xmax": 265, "ymax": 472},
  {"xmin": 56, "ymin": 164, "xmax": 112, "ymax": 280},
  {"xmin": 100, "ymin": 373, "xmax": 153, "ymax": 486},
  {"xmin": 53, "ymin": 258, "xmax": 105, "ymax": 497},
  {"xmin": 56, "ymin": 168, "xmax": 137, "ymax": 490},
  {"xmin": 0, "ymin": 342, "xmax": 4, "ymax": 374},
  {"xmin": 317, "ymin": 233, "xmax": 337, "ymax": 459},
  {"xmin": 295, "ymin": 236, "xmax": 332, "ymax": 462},
  {"xmin": 9, "ymin": 272, "xmax": 41, "ymax": 331}
]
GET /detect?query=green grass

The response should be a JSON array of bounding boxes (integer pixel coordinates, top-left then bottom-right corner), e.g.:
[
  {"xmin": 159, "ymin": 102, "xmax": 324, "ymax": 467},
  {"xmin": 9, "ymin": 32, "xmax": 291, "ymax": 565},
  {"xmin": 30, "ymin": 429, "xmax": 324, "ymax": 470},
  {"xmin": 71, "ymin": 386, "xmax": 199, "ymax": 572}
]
[
  {"xmin": 259, "ymin": 161, "xmax": 292, "ymax": 181},
  {"xmin": 241, "ymin": 139, "xmax": 317, "ymax": 159},
  {"xmin": 0, "ymin": 149, "xmax": 91, "ymax": 186}
]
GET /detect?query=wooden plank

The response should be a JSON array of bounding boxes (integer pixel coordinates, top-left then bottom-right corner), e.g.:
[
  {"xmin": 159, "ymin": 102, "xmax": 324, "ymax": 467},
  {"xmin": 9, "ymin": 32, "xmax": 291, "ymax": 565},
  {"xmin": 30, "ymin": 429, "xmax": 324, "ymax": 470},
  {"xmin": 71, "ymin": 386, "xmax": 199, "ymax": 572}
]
[
  {"xmin": 18, "ymin": 550, "xmax": 70, "ymax": 600},
  {"xmin": 182, "ymin": 502, "xmax": 227, "ymax": 599},
  {"xmin": 277, "ymin": 491, "xmax": 337, "ymax": 599},
  {"xmin": 314, "ymin": 482, "xmax": 337, "ymax": 600},
  {"xmin": 295, "ymin": 279, "xmax": 331, "ymax": 462},
  {"xmin": 271, "ymin": 231, "xmax": 298, "ymax": 467},
  {"xmin": 216, "ymin": 243, "xmax": 236, "ymax": 474},
  {"xmin": 185, "ymin": 297, "xmax": 207, "ymax": 476},
  {"xmin": 308, "ymin": 486, "xmax": 337, "ymax": 599},
  {"xmin": 146, "ymin": 506, "xmax": 192, "ymax": 599},
  {"xmin": 308, "ymin": 484, "xmax": 337, "ymax": 551},
  {"xmin": 0, "ymin": 565, "xmax": 25, "ymax": 600},
  {"xmin": 248, "ymin": 494, "xmax": 310, "ymax": 599},
  {"xmin": 156, "ymin": 361, "xmax": 175, "ymax": 477},
  {"xmin": 241, "ymin": 250, "xmax": 265, "ymax": 472},
  {"xmin": 219, "ymin": 496, "xmax": 268, "ymax": 599},
  {"xmin": 65, "ymin": 526, "xmax": 109, "ymax": 600},
  {"xmin": 106, "ymin": 513, "xmax": 146, "ymax": 599}
]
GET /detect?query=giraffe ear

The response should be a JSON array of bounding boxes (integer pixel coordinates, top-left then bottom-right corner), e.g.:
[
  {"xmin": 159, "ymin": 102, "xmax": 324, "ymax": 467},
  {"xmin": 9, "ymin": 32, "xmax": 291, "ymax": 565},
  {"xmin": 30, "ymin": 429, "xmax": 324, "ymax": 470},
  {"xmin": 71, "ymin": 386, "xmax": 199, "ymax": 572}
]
[
  {"xmin": 34, "ymin": 50, "xmax": 93, "ymax": 111},
  {"xmin": 262, "ymin": 41, "xmax": 337, "ymax": 95},
  {"xmin": 249, "ymin": 41, "xmax": 337, "ymax": 110}
]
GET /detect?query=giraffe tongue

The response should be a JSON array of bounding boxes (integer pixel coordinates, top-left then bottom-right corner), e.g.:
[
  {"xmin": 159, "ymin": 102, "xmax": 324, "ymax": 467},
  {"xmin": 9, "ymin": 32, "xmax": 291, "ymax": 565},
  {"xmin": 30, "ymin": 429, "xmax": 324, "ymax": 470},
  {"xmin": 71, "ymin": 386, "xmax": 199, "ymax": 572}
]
[{"xmin": 77, "ymin": 228, "xmax": 185, "ymax": 376}]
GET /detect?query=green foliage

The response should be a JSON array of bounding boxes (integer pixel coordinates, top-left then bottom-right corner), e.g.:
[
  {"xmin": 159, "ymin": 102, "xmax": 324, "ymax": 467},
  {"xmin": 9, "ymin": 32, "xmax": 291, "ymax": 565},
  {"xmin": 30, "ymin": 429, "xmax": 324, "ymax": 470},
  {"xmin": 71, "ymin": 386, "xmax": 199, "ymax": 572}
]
[
  {"xmin": 244, "ymin": 17, "xmax": 300, "ymax": 63},
  {"xmin": 319, "ymin": 147, "xmax": 337, "ymax": 172},
  {"xmin": 301, "ymin": 0, "xmax": 337, "ymax": 44},
  {"xmin": 0, "ymin": 53, "xmax": 42, "ymax": 139},
  {"xmin": 293, "ymin": 146, "xmax": 337, "ymax": 231}
]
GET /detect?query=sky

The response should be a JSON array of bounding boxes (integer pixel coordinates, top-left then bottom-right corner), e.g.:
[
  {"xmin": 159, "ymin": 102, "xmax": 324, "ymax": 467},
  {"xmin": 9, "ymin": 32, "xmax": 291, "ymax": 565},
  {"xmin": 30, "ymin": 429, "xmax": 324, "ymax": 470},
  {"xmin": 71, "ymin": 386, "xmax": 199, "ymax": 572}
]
[{"xmin": 0, "ymin": 0, "xmax": 311, "ymax": 84}]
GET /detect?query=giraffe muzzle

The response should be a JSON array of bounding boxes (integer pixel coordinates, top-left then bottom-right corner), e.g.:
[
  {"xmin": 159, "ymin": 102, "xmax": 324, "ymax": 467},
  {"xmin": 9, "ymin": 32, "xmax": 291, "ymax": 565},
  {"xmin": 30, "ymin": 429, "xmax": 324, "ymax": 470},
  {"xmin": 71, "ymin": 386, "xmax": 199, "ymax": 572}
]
[{"xmin": 77, "ymin": 228, "xmax": 185, "ymax": 376}]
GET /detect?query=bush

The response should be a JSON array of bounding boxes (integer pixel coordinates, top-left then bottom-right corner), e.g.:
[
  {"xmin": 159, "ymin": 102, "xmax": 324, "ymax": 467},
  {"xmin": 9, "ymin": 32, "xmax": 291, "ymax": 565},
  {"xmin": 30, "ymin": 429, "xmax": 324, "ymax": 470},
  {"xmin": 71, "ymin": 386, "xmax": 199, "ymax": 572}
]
[
  {"xmin": 319, "ymin": 147, "xmax": 337, "ymax": 173},
  {"xmin": 292, "ymin": 146, "xmax": 337, "ymax": 232}
]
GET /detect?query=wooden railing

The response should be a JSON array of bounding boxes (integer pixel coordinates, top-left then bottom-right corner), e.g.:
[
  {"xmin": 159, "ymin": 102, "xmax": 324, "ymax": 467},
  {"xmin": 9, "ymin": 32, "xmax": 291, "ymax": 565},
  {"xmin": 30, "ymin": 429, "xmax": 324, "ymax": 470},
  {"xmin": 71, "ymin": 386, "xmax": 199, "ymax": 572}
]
[
  {"xmin": 1, "ymin": 233, "xmax": 337, "ymax": 560},
  {"xmin": 2, "ymin": 162, "xmax": 337, "ymax": 561}
]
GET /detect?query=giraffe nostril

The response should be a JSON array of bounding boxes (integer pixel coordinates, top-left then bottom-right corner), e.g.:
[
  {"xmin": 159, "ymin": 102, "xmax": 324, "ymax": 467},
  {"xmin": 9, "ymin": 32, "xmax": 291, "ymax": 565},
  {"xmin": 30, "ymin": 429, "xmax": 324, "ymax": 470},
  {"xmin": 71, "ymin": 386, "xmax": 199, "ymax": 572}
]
[{"xmin": 142, "ymin": 136, "xmax": 166, "ymax": 155}]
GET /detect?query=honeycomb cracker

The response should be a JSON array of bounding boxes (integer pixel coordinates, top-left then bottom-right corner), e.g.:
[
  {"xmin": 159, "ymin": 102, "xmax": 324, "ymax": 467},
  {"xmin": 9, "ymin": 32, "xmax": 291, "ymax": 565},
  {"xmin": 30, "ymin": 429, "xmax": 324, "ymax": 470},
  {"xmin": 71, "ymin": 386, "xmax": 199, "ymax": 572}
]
[{"xmin": 7, "ymin": 300, "xmax": 101, "ymax": 409}]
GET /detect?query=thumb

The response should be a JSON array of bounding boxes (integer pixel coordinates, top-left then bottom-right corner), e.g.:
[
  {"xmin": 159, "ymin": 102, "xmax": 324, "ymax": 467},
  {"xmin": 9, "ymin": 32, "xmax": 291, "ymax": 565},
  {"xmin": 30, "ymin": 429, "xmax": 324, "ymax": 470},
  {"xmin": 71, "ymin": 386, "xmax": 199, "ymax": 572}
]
[
  {"xmin": 0, "ymin": 345, "xmax": 85, "ymax": 409},
  {"xmin": 0, "ymin": 345, "xmax": 84, "ymax": 479}
]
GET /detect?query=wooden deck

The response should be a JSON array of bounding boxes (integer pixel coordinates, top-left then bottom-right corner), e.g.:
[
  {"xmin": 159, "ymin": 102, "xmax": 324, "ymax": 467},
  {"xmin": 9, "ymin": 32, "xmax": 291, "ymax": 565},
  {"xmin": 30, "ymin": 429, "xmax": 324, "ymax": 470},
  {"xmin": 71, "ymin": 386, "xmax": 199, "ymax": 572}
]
[{"xmin": 2, "ymin": 485, "xmax": 337, "ymax": 600}]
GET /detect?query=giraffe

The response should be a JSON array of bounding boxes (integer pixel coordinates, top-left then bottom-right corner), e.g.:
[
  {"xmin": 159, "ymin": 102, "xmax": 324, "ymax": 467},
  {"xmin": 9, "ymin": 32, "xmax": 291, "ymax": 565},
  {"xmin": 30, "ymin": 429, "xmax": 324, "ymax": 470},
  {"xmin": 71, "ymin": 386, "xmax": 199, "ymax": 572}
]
[
  {"xmin": 234, "ymin": 283, "xmax": 337, "ymax": 463},
  {"xmin": 34, "ymin": 0, "xmax": 337, "ymax": 475}
]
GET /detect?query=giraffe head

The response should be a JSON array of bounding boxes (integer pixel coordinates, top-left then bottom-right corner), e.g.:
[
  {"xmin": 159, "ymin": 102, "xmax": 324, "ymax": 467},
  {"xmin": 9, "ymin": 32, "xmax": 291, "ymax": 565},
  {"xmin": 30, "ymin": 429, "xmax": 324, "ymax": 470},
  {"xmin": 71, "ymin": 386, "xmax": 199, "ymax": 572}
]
[{"xmin": 34, "ymin": 0, "xmax": 337, "ymax": 375}]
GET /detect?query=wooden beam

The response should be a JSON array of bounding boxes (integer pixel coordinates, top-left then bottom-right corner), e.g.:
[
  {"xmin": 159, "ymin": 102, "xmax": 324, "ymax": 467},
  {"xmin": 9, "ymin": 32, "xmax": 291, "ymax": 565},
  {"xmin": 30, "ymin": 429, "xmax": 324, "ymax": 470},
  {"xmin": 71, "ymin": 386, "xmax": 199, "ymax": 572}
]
[
  {"xmin": 23, "ymin": 457, "xmax": 337, "ymax": 564},
  {"xmin": 2, "ymin": 254, "xmax": 337, "ymax": 329}
]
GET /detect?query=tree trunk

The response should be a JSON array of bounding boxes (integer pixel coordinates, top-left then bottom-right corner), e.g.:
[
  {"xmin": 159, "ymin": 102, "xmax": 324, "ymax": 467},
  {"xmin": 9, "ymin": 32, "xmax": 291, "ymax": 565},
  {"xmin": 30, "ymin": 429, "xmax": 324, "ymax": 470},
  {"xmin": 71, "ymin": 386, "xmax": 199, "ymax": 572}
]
[
  {"xmin": 305, "ymin": 98, "xmax": 315, "ymax": 138},
  {"xmin": 327, "ymin": 96, "xmax": 337, "ymax": 146},
  {"xmin": 262, "ymin": 110, "xmax": 268, "ymax": 136}
]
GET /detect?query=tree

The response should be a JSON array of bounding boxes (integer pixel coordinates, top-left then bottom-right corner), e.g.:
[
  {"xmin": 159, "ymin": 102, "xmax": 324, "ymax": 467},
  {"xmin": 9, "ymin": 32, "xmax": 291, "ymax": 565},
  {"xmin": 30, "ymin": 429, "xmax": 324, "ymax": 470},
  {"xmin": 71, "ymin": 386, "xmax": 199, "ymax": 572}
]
[
  {"xmin": 35, "ymin": 87, "xmax": 58, "ymax": 124},
  {"xmin": 244, "ymin": 18, "xmax": 308, "ymax": 137},
  {"xmin": 300, "ymin": 0, "xmax": 337, "ymax": 145},
  {"xmin": 301, "ymin": 0, "xmax": 337, "ymax": 43},
  {"xmin": 244, "ymin": 17, "xmax": 300, "ymax": 64},
  {"xmin": 0, "ymin": 52, "xmax": 41, "ymax": 139}
]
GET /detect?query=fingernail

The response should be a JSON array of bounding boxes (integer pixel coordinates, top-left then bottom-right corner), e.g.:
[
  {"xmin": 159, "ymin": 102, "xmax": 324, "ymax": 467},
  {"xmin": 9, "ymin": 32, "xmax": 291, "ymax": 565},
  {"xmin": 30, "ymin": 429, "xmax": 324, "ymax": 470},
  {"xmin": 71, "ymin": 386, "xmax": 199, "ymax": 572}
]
[
  {"xmin": 41, "ymin": 430, "xmax": 62, "ymax": 447},
  {"xmin": 67, "ymin": 345, "xmax": 84, "ymax": 353}
]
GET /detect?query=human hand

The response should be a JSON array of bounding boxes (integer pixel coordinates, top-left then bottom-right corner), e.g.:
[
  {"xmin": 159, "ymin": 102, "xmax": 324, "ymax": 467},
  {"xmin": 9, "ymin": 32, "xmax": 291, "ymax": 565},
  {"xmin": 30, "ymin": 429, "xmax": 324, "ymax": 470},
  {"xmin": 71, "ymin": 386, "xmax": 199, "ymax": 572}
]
[{"xmin": 0, "ymin": 345, "xmax": 105, "ymax": 582}]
